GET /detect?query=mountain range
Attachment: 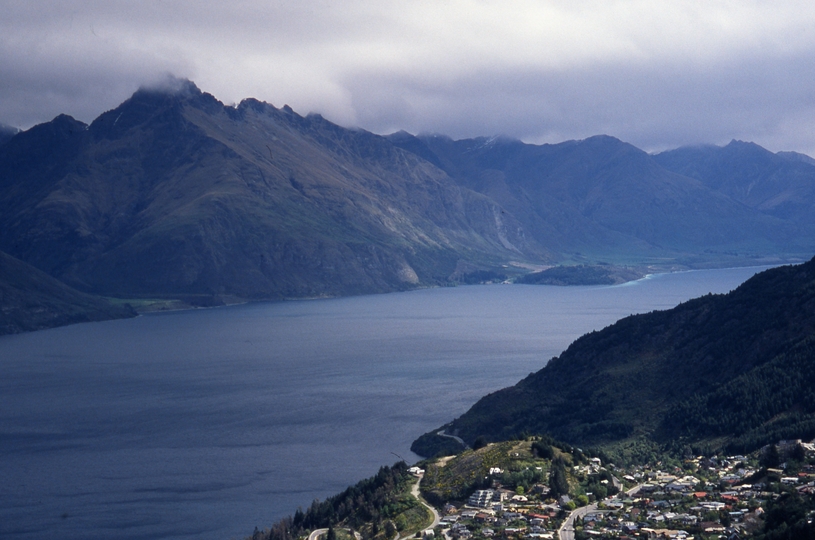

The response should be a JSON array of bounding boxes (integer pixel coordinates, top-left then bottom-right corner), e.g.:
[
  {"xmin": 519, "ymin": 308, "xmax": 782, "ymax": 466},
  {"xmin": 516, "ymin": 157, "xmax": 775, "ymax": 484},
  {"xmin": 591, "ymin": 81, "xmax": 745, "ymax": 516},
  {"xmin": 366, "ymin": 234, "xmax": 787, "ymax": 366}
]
[
  {"xmin": 412, "ymin": 256, "xmax": 815, "ymax": 460},
  {"xmin": 1, "ymin": 79, "xmax": 814, "ymax": 332}
]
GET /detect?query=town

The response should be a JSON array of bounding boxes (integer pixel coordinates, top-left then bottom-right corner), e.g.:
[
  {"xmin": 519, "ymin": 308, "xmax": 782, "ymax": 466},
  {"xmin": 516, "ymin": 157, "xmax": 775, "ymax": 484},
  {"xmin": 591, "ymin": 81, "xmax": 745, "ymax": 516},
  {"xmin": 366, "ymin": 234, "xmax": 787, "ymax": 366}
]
[{"xmin": 410, "ymin": 438, "xmax": 815, "ymax": 540}]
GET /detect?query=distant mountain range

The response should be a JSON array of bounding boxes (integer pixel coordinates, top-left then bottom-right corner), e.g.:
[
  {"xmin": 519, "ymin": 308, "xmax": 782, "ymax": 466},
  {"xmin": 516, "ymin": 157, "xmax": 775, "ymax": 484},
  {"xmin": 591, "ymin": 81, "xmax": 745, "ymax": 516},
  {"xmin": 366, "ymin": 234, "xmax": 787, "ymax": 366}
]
[
  {"xmin": 412, "ymin": 256, "xmax": 815, "ymax": 459},
  {"xmin": 1, "ymin": 79, "xmax": 814, "ymax": 332}
]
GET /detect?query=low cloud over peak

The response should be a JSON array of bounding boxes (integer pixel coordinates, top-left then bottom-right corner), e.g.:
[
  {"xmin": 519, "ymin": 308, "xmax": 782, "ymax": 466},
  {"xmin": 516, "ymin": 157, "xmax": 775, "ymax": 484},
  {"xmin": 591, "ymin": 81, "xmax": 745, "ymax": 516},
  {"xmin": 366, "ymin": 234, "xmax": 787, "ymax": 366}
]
[{"xmin": 2, "ymin": 1, "xmax": 815, "ymax": 155}]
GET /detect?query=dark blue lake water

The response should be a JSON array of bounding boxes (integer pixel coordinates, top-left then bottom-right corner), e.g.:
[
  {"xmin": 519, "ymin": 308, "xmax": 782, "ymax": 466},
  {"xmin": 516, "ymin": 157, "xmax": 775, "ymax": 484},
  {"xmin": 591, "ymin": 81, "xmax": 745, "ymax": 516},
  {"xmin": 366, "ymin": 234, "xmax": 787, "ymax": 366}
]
[{"xmin": 0, "ymin": 266, "xmax": 771, "ymax": 539}]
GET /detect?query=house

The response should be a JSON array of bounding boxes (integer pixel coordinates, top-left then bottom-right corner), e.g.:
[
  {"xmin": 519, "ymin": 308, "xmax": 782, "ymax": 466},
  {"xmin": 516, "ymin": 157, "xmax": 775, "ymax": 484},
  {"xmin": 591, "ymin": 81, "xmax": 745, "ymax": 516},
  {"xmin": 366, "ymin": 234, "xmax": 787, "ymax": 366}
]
[
  {"xmin": 468, "ymin": 490, "xmax": 499, "ymax": 508},
  {"xmin": 531, "ymin": 484, "xmax": 550, "ymax": 496},
  {"xmin": 701, "ymin": 523, "xmax": 725, "ymax": 534},
  {"xmin": 621, "ymin": 521, "xmax": 639, "ymax": 532},
  {"xmin": 452, "ymin": 528, "xmax": 472, "ymax": 539}
]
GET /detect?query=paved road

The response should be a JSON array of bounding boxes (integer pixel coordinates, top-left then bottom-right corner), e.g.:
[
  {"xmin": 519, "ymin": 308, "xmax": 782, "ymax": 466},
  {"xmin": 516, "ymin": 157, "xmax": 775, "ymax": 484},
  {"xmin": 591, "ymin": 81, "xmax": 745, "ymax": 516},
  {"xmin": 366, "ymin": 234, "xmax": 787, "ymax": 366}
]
[
  {"xmin": 557, "ymin": 484, "xmax": 644, "ymax": 540},
  {"xmin": 395, "ymin": 473, "xmax": 441, "ymax": 540},
  {"xmin": 557, "ymin": 503, "xmax": 597, "ymax": 540},
  {"xmin": 308, "ymin": 528, "xmax": 362, "ymax": 540},
  {"xmin": 625, "ymin": 483, "xmax": 643, "ymax": 496},
  {"xmin": 436, "ymin": 430, "xmax": 468, "ymax": 451},
  {"xmin": 412, "ymin": 474, "xmax": 441, "ymax": 530}
]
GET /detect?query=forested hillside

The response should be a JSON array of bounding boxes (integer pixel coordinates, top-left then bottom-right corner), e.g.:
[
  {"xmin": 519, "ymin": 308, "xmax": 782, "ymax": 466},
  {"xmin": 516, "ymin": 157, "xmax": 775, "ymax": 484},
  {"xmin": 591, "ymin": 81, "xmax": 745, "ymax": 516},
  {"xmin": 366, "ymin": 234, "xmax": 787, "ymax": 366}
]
[{"xmin": 413, "ymin": 257, "xmax": 815, "ymax": 458}]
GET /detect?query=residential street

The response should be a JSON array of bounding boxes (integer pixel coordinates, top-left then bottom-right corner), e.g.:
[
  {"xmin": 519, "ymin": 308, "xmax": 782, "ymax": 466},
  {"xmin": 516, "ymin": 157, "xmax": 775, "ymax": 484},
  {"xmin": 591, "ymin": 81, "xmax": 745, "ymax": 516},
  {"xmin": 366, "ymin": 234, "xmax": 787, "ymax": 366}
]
[{"xmin": 557, "ymin": 503, "xmax": 598, "ymax": 540}]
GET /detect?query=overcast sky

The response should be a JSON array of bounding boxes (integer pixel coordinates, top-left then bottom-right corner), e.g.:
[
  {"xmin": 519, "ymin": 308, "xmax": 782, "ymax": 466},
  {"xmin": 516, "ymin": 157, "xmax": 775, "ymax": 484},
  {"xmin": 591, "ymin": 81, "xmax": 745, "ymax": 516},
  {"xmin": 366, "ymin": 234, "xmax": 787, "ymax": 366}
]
[{"xmin": 3, "ymin": 0, "xmax": 815, "ymax": 154}]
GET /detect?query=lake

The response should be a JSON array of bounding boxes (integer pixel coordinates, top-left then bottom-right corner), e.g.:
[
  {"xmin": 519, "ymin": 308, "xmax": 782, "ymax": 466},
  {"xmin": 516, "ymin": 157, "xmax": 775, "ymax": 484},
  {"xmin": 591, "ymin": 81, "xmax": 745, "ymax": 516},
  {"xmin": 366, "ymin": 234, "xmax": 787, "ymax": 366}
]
[{"xmin": 0, "ymin": 266, "xmax": 772, "ymax": 539}]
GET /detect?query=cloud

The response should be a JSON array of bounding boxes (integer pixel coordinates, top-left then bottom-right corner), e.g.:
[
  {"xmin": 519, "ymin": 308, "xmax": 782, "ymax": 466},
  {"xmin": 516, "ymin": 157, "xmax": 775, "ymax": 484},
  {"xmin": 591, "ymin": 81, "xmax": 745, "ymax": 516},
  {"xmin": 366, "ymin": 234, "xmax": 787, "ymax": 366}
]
[{"xmin": 2, "ymin": 0, "xmax": 815, "ymax": 154}]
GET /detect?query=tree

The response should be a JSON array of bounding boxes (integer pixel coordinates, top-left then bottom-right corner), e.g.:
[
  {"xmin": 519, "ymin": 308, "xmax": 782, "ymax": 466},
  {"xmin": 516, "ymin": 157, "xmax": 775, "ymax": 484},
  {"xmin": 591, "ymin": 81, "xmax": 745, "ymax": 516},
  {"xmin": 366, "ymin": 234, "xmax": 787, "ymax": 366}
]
[
  {"xmin": 473, "ymin": 436, "xmax": 488, "ymax": 450},
  {"xmin": 762, "ymin": 444, "xmax": 781, "ymax": 468},
  {"xmin": 532, "ymin": 441, "xmax": 554, "ymax": 460},
  {"xmin": 793, "ymin": 443, "xmax": 807, "ymax": 463},
  {"xmin": 549, "ymin": 459, "xmax": 570, "ymax": 498}
]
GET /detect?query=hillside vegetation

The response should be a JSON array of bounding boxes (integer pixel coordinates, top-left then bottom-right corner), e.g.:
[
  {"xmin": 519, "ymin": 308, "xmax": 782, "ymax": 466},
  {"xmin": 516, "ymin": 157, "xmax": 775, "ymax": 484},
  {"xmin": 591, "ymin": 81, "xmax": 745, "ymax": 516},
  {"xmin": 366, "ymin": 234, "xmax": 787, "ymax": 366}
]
[
  {"xmin": 413, "ymin": 257, "xmax": 815, "ymax": 459},
  {"xmin": 2, "ymin": 79, "xmax": 814, "ymax": 321},
  {"xmin": 0, "ymin": 250, "xmax": 135, "ymax": 334}
]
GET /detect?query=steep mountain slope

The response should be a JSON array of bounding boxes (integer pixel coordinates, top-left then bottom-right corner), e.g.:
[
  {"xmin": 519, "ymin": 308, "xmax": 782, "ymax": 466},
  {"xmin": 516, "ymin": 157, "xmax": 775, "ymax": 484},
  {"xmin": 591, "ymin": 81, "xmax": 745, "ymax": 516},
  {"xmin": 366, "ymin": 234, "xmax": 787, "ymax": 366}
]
[
  {"xmin": 654, "ymin": 140, "xmax": 815, "ymax": 224},
  {"xmin": 412, "ymin": 257, "xmax": 815, "ymax": 457},
  {"xmin": 2, "ymin": 79, "xmax": 814, "ymax": 308},
  {"xmin": 390, "ymin": 133, "xmax": 810, "ymax": 263},
  {"xmin": 0, "ymin": 250, "xmax": 135, "ymax": 335},
  {"xmin": 0, "ymin": 81, "xmax": 539, "ymax": 299},
  {"xmin": 0, "ymin": 124, "xmax": 18, "ymax": 147}
]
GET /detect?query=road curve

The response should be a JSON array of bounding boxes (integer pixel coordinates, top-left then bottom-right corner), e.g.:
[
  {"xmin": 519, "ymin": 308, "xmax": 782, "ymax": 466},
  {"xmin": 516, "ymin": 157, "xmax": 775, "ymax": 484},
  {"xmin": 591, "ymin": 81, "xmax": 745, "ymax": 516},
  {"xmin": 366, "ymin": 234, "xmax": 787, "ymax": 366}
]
[
  {"xmin": 558, "ymin": 503, "xmax": 597, "ymax": 540},
  {"xmin": 436, "ymin": 430, "xmax": 469, "ymax": 451},
  {"xmin": 309, "ymin": 528, "xmax": 362, "ymax": 540},
  {"xmin": 413, "ymin": 474, "xmax": 441, "ymax": 530}
]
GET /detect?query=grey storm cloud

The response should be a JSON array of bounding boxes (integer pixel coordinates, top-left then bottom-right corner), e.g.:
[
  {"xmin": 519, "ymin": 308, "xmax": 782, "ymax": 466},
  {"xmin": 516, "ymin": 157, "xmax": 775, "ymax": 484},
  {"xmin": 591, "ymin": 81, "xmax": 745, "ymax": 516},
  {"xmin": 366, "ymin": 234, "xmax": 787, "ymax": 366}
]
[{"xmin": 3, "ymin": 0, "xmax": 815, "ymax": 155}]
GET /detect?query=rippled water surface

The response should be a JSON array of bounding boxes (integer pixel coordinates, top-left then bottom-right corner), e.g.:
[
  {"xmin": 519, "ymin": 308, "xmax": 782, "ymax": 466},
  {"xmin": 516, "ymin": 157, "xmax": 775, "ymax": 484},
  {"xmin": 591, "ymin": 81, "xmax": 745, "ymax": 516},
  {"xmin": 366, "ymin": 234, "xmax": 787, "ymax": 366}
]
[{"xmin": 0, "ymin": 266, "xmax": 771, "ymax": 539}]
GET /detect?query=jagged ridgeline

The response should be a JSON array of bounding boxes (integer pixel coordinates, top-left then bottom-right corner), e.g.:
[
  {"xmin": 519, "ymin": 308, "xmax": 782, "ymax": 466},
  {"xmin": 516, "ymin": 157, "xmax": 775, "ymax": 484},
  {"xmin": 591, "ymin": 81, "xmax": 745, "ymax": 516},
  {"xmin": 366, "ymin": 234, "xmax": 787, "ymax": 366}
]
[
  {"xmin": 412, "ymin": 256, "xmax": 815, "ymax": 460},
  {"xmin": 0, "ymin": 80, "xmax": 543, "ymax": 302},
  {"xmin": 3, "ymin": 78, "xmax": 815, "ymax": 311}
]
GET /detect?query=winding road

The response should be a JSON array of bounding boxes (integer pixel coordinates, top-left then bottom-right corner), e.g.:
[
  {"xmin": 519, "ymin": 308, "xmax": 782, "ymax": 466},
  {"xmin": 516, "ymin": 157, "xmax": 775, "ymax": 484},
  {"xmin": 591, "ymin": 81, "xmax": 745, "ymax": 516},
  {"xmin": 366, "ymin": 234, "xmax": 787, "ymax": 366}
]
[
  {"xmin": 309, "ymin": 473, "xmax": 440, "ymax": 540},
  {"xmin": 436, "ymin": 430, "xmax": 469, "ymax": 451},
  {"xmin": 398, "ymin": 473, "xmax": 441, "ymax": 539},
  {"xmin": 308, "ymin": 528, "xmax": 362, "ymax": 540}
]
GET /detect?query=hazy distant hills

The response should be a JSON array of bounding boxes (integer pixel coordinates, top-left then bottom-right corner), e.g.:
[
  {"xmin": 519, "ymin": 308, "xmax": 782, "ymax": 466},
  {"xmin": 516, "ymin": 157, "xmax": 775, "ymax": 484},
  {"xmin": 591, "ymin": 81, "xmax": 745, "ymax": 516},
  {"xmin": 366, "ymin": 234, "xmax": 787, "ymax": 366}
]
[
  {"xmin": 412, "ymin": 257, "xmax": 815, "ymax": 458},
  {"xmin": 654, "ymin": 140, "xmax": 815, "ymax": 225},
  {"xmin": 0, "ymin": 249, "xmax": 135, "ymax": 334},
  {"xmin": 1, "ymin": 79, "xmax": 814, "ymax": 309},
  {"xmin": 390, "ymin": 133, "xmax": 811, "ymax": 263}
]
